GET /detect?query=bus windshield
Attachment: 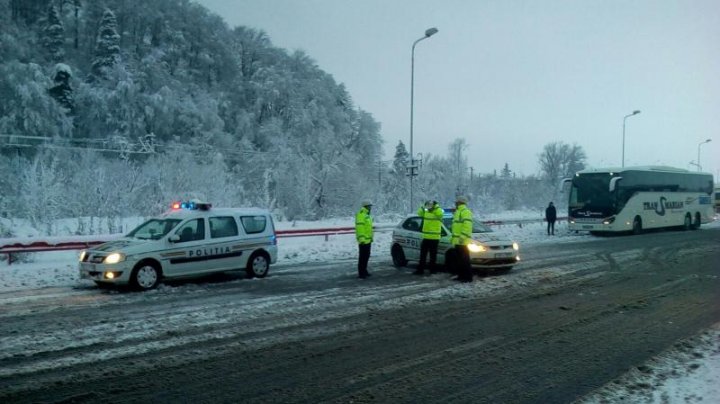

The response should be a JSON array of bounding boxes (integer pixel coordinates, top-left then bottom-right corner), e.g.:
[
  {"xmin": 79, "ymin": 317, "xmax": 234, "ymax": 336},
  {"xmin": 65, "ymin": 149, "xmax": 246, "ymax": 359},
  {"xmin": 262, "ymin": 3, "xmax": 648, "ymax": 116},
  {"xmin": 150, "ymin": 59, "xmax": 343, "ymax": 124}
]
[{"xmin": 570, "ymin": 173, "xmax": 615, "ymax": 217}]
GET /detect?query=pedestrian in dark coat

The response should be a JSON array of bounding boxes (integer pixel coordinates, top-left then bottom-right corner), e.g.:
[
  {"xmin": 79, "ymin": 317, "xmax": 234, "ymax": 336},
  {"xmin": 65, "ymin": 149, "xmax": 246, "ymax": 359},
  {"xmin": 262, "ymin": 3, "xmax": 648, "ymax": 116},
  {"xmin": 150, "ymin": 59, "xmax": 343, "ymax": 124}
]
[{"xmin": 545, "ymin": 202, "xmax": 557, "ymax": 235}]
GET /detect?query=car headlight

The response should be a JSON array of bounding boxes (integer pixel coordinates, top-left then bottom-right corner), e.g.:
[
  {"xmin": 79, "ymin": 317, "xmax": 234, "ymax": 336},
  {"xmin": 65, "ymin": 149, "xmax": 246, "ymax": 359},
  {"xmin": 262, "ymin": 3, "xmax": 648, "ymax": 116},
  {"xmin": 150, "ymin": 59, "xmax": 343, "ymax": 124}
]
[
  {"xmin": 512, "ymin": 242, "xmax": 519, "ymax": 251},
  {"xmin": 78, "ymin": 250, "xmax": 87, "ymax": 262},
  {"xmin": 467, "ymin": 243, "xmax": 486, "ymax": 253},
  {"xmin": 104, "ymin": 253, "xmax": 126, "ymax": 264}
]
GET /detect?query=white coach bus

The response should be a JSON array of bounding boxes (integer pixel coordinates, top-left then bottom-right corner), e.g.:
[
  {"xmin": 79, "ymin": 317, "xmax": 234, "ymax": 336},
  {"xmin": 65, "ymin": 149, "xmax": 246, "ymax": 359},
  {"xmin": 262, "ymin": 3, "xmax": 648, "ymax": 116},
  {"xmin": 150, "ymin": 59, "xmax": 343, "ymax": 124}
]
[{"xmin": 563, "ymin": 166, "xmax": 714, "ymax": 234}]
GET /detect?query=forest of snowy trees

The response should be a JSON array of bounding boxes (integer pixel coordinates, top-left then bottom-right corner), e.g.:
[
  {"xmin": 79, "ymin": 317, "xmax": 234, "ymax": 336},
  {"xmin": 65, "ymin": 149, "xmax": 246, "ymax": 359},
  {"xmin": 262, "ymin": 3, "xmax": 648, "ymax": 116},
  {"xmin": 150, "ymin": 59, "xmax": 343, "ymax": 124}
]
[{"xmin": 0, "ymin": 0, "xmax": 585, "ymax": 235}]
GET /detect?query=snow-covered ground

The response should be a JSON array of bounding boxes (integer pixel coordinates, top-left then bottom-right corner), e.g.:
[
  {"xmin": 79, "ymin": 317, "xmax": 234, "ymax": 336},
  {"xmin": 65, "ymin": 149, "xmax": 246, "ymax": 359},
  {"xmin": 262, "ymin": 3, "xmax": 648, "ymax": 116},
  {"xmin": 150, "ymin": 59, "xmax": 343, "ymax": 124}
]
[{"xmin": 1, "ymin": 213, "xmax": 719, "ymax": 402}]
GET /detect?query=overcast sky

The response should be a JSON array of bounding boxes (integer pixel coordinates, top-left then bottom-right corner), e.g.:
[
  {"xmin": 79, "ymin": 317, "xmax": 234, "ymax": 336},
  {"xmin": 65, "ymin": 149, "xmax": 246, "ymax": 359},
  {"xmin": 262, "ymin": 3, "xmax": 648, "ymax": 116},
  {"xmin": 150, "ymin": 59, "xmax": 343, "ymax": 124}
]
[{"xmin": 195, "ymin": 0, "xmax": 719, "ymax": 179}]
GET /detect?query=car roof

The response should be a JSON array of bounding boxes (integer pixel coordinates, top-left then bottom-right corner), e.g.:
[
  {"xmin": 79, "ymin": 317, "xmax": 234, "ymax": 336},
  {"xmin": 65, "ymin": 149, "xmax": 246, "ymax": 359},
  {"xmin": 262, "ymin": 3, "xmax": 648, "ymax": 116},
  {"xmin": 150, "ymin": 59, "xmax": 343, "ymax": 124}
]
[{"xmin": 159, "ymin": 207, "xmax": 270, "ymax": 220}]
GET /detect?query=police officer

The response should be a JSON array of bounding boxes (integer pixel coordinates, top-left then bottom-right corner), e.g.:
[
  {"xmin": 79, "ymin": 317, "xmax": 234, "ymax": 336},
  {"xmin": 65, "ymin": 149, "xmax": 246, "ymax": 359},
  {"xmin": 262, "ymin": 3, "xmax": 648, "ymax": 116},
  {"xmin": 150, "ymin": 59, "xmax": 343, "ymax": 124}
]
[
  {"xmin": 414, "ymin": 200, "xmax": 444, "ymax": 275},
  {"xmin": 355, "ymin": 200, "xmax": 374, "ymax": 279},
  {"xmin": 451, "ymin": 195, "xmax": 474, "ymax": 282}
]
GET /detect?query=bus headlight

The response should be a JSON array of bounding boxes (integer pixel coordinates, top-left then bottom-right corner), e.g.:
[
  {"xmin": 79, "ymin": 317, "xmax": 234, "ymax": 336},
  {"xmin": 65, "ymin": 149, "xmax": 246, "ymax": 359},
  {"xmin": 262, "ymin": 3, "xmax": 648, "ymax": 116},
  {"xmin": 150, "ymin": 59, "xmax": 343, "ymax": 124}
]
[
  {"xmin": 467, "ymin": 243, "xmax": 486, "ymax": 253},
  {"xmin": 104, "ymin": 253, "xmax": 126, "ymax": 264},
  {"xmin": 603, "ymin": 216, "xmax": 616, "ymax": 225}
]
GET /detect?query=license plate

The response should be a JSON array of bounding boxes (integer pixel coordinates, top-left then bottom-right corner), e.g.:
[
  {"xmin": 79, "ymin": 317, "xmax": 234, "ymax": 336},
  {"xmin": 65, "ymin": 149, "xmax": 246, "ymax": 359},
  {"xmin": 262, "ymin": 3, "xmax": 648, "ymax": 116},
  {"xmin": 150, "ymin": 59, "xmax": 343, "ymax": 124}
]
[
  {"xmin": 81, "ymin": 263, "xmax": 96, "ymax": 270},
  {"xmin": 495, "ymin": 252, "xmax": 513, "ymax": 258},
  {"xmin": 582, "ymin": 225, "xmax": 593, "ymax": 229}
]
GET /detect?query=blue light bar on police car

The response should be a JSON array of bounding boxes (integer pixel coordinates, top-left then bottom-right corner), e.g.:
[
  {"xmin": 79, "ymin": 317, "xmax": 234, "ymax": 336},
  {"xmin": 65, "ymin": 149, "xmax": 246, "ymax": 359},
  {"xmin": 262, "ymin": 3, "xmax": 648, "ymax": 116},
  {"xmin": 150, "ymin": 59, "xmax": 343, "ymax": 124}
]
[{"xmin": 171, "ymin": 201, "xmax": 213, "ymax": 211}]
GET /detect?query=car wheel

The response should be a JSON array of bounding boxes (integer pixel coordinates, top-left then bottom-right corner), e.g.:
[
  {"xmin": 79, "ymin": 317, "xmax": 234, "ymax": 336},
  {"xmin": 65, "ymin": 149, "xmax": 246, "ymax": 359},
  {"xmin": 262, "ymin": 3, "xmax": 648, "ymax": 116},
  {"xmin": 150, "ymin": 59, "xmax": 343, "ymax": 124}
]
[
  {"xmin": 246, "ymin": 252, "xmax": 270, "ymax": 278},
  {"xmin": 632, "ymin": 217, "xmax": 642, "ymax": 235},
  {"xmin": 683, "ymin": 214, "xmax": 692, "ymax": 230},
  {"xmin": 391, "ymin": 244, "xmax": 408, "ymax": 267},
  {"xmin": 131, "ymin": 262, "xmax": 160, "ymax": 290}
]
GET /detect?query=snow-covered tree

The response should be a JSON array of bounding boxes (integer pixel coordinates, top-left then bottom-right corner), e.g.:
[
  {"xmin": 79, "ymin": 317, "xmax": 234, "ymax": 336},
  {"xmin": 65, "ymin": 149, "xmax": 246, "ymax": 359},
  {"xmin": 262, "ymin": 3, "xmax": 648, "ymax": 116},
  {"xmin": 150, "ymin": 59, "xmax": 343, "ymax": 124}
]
[
  {"xmin": 91, "ymin": 8, "xmax": 121, "ymax": 80},
  {"xmin": 393, "ymin": 140, "xmax": 409, "ymax": 176},
  {"xmin": 42, "ymin": 4, "xmax": 65, "ymax": 62},
  {"xmin": 538, "ymin": 141, "xmax": 587, "ymax": 184},
  {"xmin": 48, "ymin": 63, "xmax": 73, "ymax": 112}
]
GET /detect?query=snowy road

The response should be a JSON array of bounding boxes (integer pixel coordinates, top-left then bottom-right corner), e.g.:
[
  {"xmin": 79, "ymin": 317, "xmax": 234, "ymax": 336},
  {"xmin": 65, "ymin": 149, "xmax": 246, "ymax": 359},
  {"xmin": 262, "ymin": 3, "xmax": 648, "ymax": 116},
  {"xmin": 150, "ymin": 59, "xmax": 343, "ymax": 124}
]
[{"xmin": 1, "ymin": 227, "xmax": 719, "ymax": 403}]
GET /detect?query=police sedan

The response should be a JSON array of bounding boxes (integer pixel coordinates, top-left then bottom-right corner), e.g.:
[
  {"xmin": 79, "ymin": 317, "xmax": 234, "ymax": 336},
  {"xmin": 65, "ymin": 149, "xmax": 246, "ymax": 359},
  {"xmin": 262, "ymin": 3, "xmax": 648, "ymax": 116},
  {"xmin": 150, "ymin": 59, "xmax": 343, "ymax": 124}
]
[
  {"xmin": 391, "ymin": 212, "xmax": 520, "ymax": 271},
  {"xmin": 79, "ymin": 201, "xmax": 277, "ymax": 290}
]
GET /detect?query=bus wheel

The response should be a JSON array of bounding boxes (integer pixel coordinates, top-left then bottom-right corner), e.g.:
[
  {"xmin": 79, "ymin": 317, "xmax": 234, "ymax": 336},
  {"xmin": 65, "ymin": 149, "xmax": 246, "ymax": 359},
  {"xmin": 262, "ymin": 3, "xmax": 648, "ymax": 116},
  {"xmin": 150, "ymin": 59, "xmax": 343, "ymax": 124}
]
[
  {"xmin": 692, "ymin": 213, "xmax": 701, "ymax": 230},
  {"xmin": 683, "ymin": 214, "xmax": 692, "ymax": 230},
  {"xmin": 632, "ymin": 217, "xmax": 643, "ymax": 235}
]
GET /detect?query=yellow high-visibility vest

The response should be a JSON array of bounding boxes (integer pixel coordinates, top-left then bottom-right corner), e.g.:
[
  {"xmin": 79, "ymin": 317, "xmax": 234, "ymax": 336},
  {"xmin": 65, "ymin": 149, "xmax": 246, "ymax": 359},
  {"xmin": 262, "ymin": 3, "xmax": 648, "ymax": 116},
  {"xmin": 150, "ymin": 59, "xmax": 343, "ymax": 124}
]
[
  {"xmin": 451, "ymin": 204, "xmax": 473, "ymax": 245},
  {"xmin": 417, "ymin": 203, "xmax": 443, "ymax": 240},
  {"xmin": 355, "ymin": 207, "xmax": 373, "ymax": 245}
]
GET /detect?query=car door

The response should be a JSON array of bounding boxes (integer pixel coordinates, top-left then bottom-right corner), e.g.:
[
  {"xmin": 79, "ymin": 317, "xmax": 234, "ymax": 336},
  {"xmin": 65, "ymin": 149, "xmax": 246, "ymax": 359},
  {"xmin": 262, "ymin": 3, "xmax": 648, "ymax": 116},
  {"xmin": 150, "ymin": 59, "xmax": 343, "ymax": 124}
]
[
  {"xmin": 437, "ymin": 223, "xmax": 453, "ymax": 263},
  {"xmin": 207, "ymin": 215, "xmax": 244, "ymax": 271},
  {"xmin": 164, "ymin": 218, "xmax": 208, "ymax": 277},
  {"xmin": 397, "ymin": 216, "xmax": 423, "ymax": 261}
]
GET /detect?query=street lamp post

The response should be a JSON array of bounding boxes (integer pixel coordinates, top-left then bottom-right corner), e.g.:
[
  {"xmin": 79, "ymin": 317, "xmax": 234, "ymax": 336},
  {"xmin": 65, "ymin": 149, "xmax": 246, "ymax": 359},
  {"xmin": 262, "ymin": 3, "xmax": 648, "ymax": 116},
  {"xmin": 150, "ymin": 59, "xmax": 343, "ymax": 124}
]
[
  {"xmin": 409, "ymin": 27, "xmax": 438, "ymax": 211},
  {"xmin": 622, "ymin": 110, "xmax": 641, "ymax": 168},
  {"xmin": 697, "ymin": 139, "xmax": 712, "ymax": 172}
]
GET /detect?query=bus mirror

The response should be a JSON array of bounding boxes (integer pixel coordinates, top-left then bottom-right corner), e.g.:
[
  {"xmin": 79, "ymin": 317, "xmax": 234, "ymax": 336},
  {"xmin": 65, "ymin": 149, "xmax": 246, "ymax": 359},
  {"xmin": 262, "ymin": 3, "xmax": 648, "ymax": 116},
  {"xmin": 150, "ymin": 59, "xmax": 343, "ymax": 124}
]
[
  {"xmin": 559, "ymin": 178, "xmax": 572, "ymax": 193},
  {"xmin": 609, "ymin": 176, "xmax": 623, "ymax": 193}
]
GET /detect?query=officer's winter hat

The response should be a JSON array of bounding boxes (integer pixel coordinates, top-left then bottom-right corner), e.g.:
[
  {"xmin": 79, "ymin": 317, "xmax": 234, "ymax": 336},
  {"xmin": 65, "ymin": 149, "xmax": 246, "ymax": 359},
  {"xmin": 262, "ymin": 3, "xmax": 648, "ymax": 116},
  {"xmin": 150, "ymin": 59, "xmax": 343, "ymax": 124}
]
[
  {"xmin": 361, "ymin": 200, "xmax": 373, "ymax": 207},
  {"xmin": 455, "ymin": 195, "xmax": 468, "ymax": 204}
]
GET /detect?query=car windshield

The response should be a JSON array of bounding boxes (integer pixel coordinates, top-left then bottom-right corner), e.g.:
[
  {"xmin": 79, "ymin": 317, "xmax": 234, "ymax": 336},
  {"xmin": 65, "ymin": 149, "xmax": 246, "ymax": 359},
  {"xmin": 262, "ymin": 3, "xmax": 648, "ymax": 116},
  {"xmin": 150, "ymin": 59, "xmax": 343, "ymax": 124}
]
[
  {"xmin": 126, "ymin": 219, "xmax": 183, "ymax": 240},
  {"xmin": 441, "ymin": 218, "xmax": 493, "ymax": 233}
]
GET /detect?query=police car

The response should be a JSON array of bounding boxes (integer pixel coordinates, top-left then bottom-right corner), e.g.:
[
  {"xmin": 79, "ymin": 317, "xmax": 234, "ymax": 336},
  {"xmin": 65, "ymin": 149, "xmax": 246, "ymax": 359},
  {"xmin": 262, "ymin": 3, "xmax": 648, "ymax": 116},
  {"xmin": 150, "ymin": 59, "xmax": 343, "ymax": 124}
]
[
  {"xmin": 79, "ymin": 201, "xmax": 278, "ymax": 290},
  {"xmin": 391, "ymin": 211, "xmax": 520, "ymax": 271}
]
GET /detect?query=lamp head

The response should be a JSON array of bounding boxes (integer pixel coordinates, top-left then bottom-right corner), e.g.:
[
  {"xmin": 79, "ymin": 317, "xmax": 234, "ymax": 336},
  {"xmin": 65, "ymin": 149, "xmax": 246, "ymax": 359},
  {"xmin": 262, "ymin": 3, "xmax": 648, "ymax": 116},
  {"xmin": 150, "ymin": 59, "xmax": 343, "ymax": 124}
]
[
  {"xmin": 425, "ymin": 27, "xmax": 438, "ymax": 37},
  {"xmin": 632, "ymin": 110, "xmax": 641, "ymax": 115}
]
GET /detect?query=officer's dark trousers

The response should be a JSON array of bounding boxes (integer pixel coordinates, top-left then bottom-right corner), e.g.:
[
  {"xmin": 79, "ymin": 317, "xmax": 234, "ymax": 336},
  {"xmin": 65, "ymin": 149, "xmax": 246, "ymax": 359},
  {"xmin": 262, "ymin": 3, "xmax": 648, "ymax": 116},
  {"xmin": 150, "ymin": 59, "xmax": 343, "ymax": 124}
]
[
  {"xmin": 455, "ymin": 245, "xmax": 472, "ymax": 281},
  {"xmin": 418, "ymin": 239, "xmax": 439, "ymax": 273},
  {"xmin": 547, "ymin": 220, "xmax": 555, "ymax": 235},
  {"xmin": 358, "ymin": 243, "xmax": 371, "ymax": 277}
]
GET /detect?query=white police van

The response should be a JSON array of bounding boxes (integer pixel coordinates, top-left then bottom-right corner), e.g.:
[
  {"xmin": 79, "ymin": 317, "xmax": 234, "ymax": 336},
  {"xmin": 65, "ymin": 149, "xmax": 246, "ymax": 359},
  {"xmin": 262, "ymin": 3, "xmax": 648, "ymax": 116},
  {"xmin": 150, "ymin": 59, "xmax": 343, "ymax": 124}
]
[{"xmin": 79, "ymin": 201, "xmax": 278, "ymax": 290}]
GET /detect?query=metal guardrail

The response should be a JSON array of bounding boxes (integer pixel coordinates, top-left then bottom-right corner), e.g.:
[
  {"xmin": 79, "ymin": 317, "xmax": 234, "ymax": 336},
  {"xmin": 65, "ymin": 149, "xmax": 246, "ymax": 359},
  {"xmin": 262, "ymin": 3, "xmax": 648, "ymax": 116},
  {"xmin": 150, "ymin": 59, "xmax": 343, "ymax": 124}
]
[{"xmin": 0, "ymin": 219, "xmax": 558, "ymax": 265}]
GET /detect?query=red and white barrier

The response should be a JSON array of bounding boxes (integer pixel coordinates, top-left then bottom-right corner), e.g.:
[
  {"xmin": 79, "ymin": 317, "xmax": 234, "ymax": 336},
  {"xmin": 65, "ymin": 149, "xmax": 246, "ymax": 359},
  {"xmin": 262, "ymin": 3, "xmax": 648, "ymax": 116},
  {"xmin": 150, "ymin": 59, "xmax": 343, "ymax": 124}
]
[{"xmin": 0, "ymin": 219, "xmax": 559, "ymax": 264}]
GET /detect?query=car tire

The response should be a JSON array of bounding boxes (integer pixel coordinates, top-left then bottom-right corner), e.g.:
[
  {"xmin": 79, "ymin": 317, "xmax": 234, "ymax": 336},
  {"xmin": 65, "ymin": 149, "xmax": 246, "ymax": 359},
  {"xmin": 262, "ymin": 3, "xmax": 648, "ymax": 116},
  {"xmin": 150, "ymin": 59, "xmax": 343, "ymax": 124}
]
[
  {"xmin": 391, "ymin": 244, "xmax": 408, "ymax": 267},
  {"xmin": 246, "ymin": 251, "xmax": 270, "ymax": 278},
  {"xmin": 632, "ymin": 217, "xmax": 642, "ymax": 235},
  {"xmin": 131, "ymin": 262, "xmax": 161, "ymax": 290},
  {"xmin": 683, "ymin": 214, "xmax": 692, "ymax": 231}
]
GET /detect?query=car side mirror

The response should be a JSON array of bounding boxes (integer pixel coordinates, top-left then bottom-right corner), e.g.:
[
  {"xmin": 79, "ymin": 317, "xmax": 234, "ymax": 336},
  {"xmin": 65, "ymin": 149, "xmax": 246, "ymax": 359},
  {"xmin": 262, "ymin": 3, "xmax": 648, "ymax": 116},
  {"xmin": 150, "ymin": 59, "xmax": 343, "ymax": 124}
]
[{"xmin": 168, "ymin": 234, "xmax": 180, "ymax": 243}]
